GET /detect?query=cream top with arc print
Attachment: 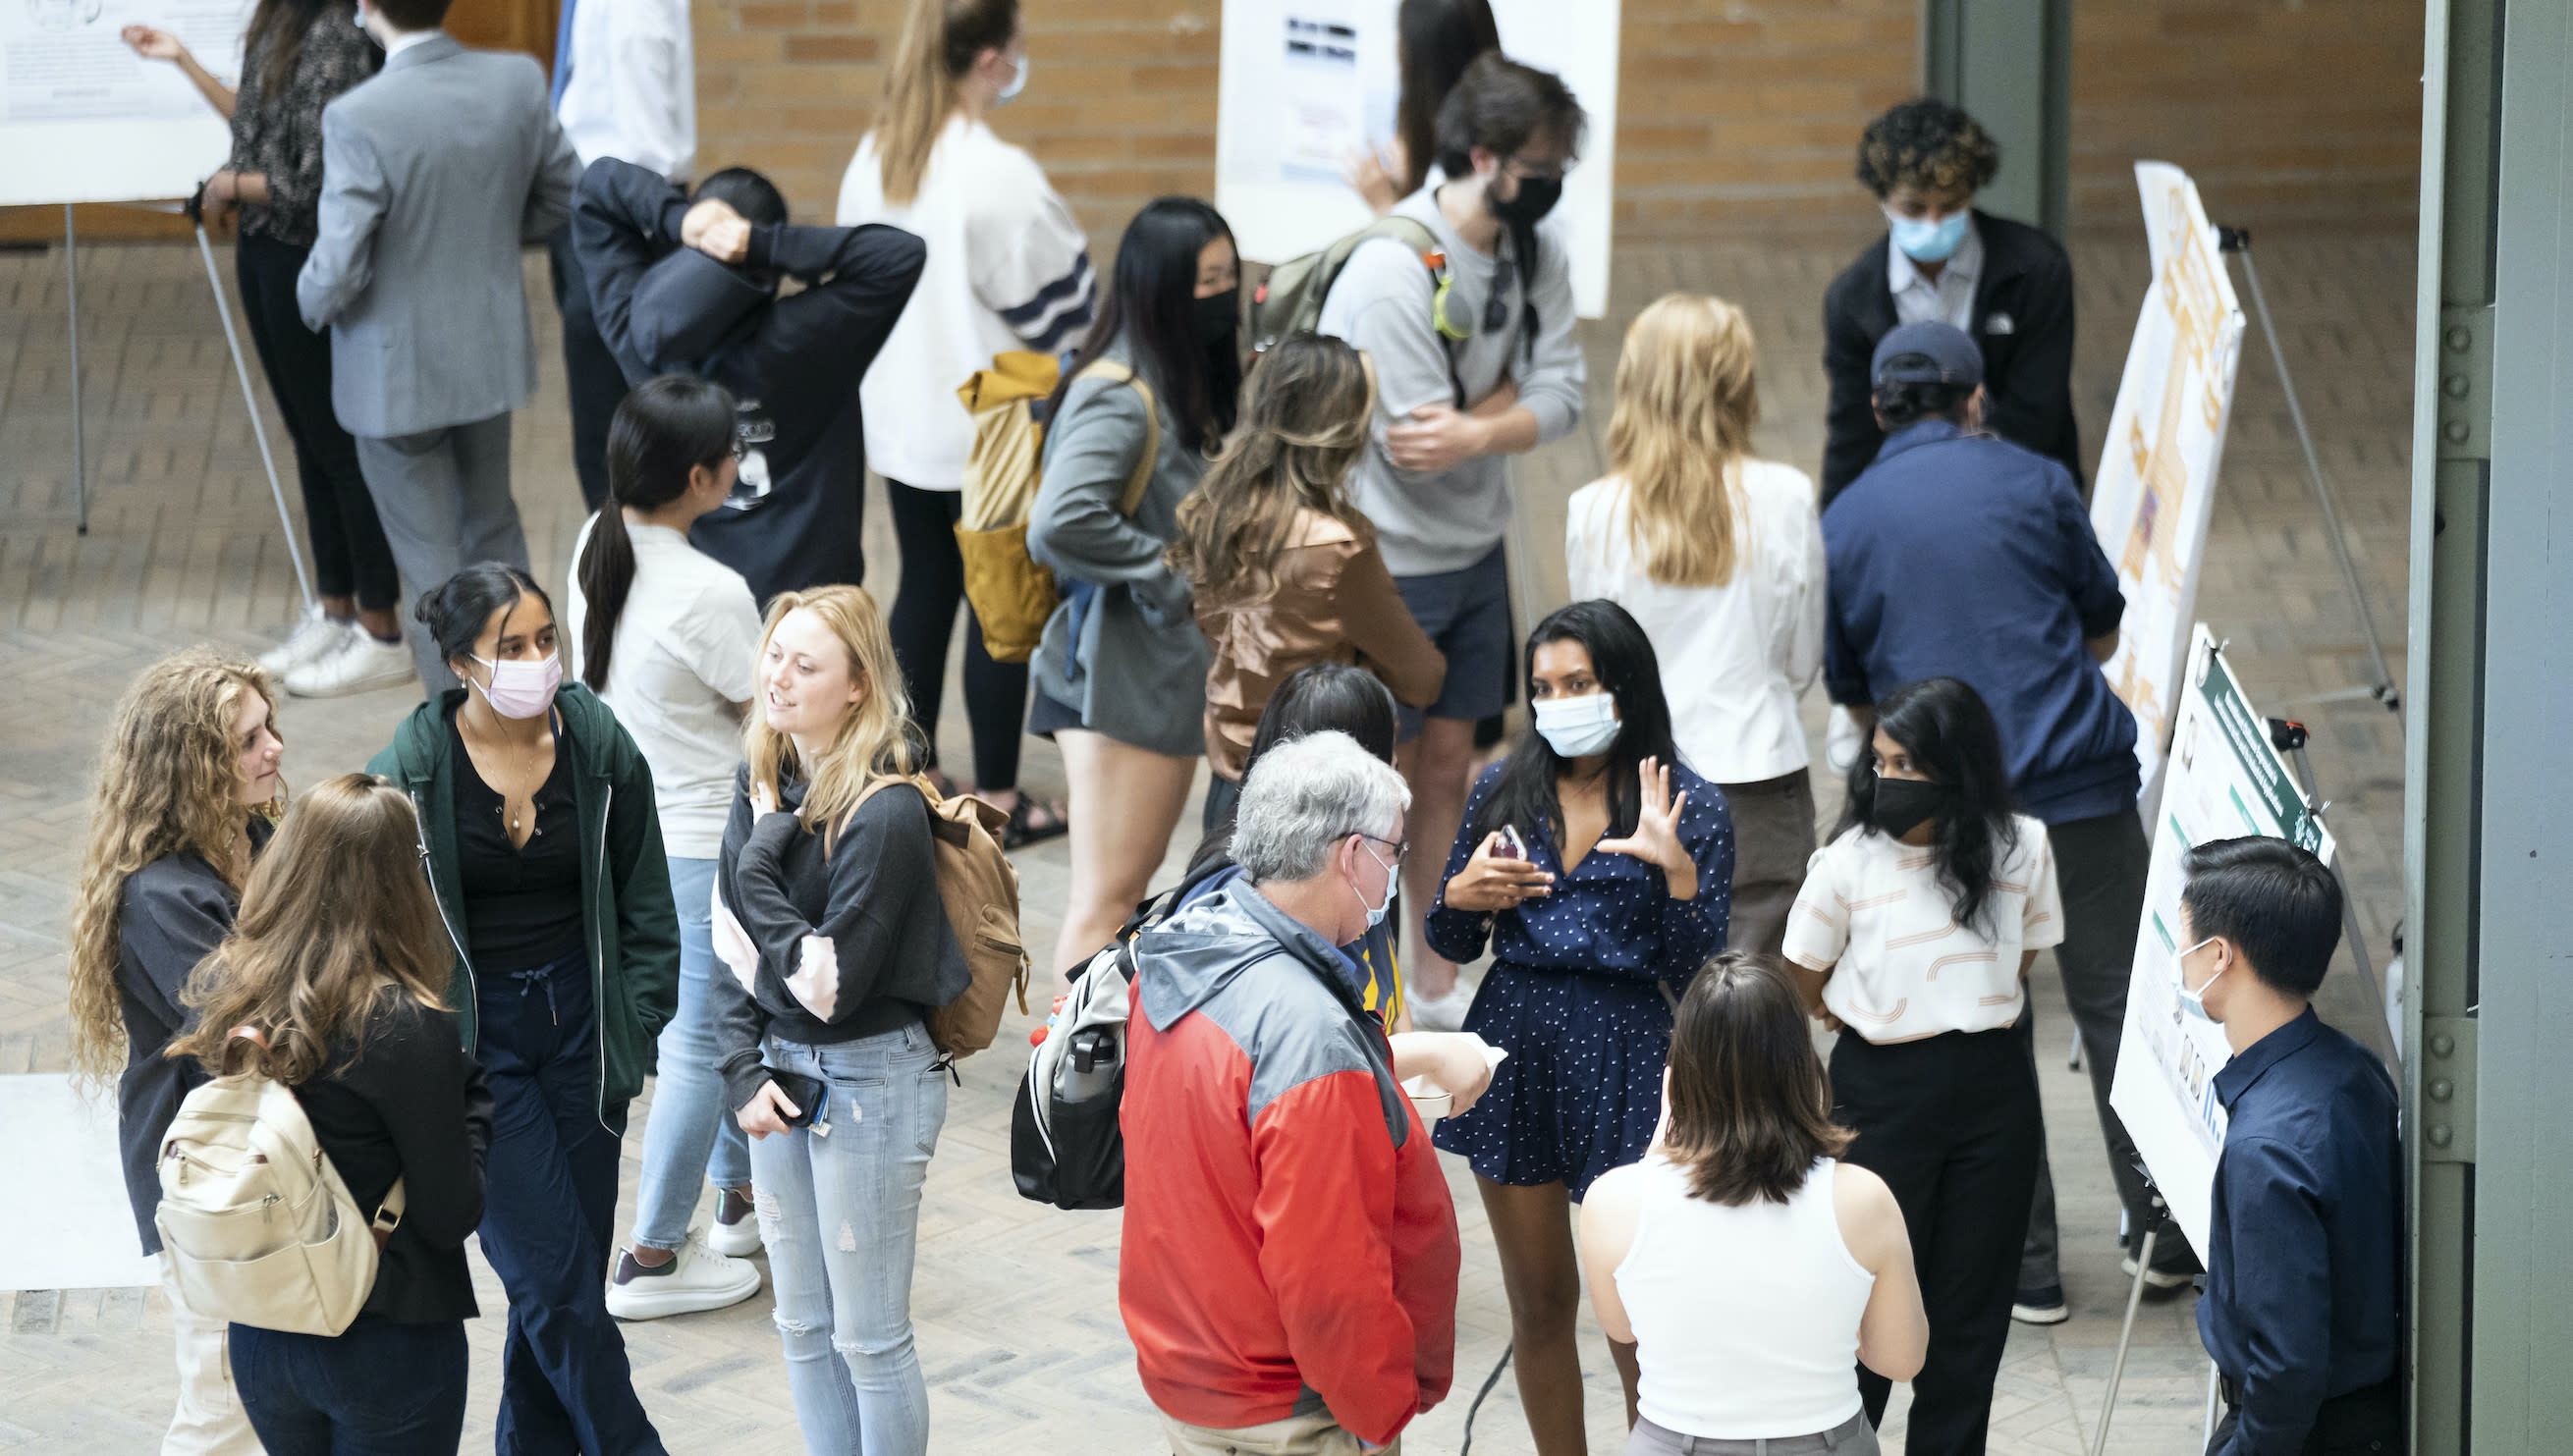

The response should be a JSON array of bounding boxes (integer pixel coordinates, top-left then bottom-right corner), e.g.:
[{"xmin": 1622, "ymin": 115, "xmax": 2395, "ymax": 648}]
[{"xmin": 1782, "ymin": 814, "xmax": 2063, "ymax": 1043}]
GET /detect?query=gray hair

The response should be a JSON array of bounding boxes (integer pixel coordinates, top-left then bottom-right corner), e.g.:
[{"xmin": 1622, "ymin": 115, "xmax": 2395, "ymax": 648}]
[{"xmin": 1233, "ymin": 730, "xmax": 1411, "ymax": 884}]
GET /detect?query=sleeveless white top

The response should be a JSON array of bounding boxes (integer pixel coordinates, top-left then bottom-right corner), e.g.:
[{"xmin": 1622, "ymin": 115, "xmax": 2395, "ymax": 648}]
[{"xmin": 1614, "ymin": 1156, "xmax": 1875, "ymax": 1438}]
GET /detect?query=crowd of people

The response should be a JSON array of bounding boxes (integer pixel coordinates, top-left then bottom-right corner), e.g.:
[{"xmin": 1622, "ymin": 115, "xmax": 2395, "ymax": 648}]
[{"xmin": 74, "ymin": 0, "xmax": 2404, "ymax": 1454}]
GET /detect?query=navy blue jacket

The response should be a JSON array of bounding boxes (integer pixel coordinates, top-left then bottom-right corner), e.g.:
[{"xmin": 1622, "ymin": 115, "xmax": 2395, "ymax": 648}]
[
  {"xmin": 1823, "ymin": 420, "xmax": 2137, "ymax": 824},
  {"xmin": 2199, "ymin": 1007, "xmax": 2402, "ymax": 1456}
]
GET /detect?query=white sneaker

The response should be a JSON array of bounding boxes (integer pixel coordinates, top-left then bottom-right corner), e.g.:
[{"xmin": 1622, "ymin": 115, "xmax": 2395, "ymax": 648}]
[
  {"xmin": 1408, "ymin": 983, "xmax": 1476, "ymax": 1033},
  {"xmin": 286, "ymin": 629, "xmax": 415, "ymax": 698},
  {"xmin": 259, "ymin": 607, "xmax": 353, "ymax": 677},
  {"xmin": 605, "ymin": 1232, "xmax": 761, "ymax": 1321},
  {"xmin": 704, "ymin": 1186, "xmax": 761, "ymax": 1259}
]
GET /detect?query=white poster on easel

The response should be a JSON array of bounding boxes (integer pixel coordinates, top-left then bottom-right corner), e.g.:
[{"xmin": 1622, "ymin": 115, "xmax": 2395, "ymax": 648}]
[
  {"xmin": 1214, "ymin": 0, "xmax": 1619, "ymax": 317},
  {"xmin": 2, "ymin": 0, "xmax": 250, "ymax": 205},
  {"xmin": 2088, "ymin": 162, "xmax": 2247, "ymax": 820},
  {"xmin": 2108, "ymin": 625, "xmax": 2335, "ymax": 1255}
]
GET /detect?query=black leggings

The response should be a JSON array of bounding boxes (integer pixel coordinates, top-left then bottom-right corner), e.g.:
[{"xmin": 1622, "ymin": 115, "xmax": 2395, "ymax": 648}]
[
  {"xmin": 235, "ymin": 229, "xmax": 400, "ymax": 611},
  {"xmin": 884, "ymin": 477, "xmax": 1028, "ymax": 790}
]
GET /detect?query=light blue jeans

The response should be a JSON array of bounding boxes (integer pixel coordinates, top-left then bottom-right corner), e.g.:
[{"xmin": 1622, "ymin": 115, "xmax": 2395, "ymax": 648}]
[
  {"xmin": 630, "ymin": 856, "xmax": 754, "ymax": 1251},
  {"xmin": 751, "ymin": 1021, "xmax": 949, "ymax": 1456}
]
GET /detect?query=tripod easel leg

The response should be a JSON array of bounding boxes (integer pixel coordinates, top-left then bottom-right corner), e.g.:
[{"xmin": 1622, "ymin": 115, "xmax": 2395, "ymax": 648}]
[
  {"xmin": 193, "ymin": 224, "xmax": 314, "ymax": 609},
  {"xmin": 65, "ymin": 205, "xmax": 87, "ymax": 537},
  {"xmin": 2091, "ymin": 1225, "xmax": 2160, "ymax": 1456}
]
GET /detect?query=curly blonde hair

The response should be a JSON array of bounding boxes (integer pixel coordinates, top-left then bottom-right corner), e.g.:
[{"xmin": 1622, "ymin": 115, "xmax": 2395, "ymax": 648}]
[{"xmin": 67, "ymin": 649, "xmax": 282, "ymax": 1089}]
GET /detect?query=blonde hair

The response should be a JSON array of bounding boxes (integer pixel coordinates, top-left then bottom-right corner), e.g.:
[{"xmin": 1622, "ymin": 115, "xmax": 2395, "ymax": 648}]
[
  {"xmin": 873, "ymin": 0, "xmax": 1020, "ymax": 206},
  {"xmin": 1168, "ymin": 332, "xmax": 1377, "ymax": 606},
  {"xmin": 743, "ymin": 586, "xmax": 917, "ymax": 849},
  {"xmin": 170, "ymin": 775, "xmax": 451, "ymax": 1086},
  {"xmin": 67, "ymin": 649, "xmax": 283, "ymax": 1089},
  {"xmin": 1603, "ymin": 294, "xmax": 1762, "ymax": 588}
]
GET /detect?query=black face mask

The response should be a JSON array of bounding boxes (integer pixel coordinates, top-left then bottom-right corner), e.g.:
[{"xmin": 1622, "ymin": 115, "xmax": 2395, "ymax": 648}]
[
  {"xmin": 1195, "ymin": 287, "xmax": 1240, "ymax": 348},
  {"xmin": 1489, "ymin": 172, "xmax": 1563, "ymax": 228},
  {"xmin": 1868, "ymin": 776, "xmax": 1953, "ymax": 839}
]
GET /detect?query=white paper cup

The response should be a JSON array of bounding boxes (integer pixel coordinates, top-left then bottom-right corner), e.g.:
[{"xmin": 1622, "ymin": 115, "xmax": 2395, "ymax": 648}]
[{"xmin": 1402, "ymin": 1074, "xmax": 1453, "ymax": 1122}]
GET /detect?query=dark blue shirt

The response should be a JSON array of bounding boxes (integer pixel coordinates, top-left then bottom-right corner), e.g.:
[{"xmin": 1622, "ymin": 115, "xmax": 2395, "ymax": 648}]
[
  {"xmin": 1823, "ymin": 420, "xmax": 2139, "ymax": 824},
  {"xmin": 2198, "ymin": 1007, "xmax": 2402, "ymax": 1456}
]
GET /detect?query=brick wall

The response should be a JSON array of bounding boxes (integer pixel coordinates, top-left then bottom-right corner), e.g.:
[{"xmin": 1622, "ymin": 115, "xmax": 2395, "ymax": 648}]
[{"xmin": 691, "ymin": 0, "xmax": 2422, "ymax": 250}]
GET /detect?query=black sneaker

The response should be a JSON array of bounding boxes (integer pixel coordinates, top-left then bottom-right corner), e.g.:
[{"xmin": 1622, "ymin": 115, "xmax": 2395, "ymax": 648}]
[{"xmin": 2012, "ymin": 1284, "xmax": 2070, "ymax": 1324}]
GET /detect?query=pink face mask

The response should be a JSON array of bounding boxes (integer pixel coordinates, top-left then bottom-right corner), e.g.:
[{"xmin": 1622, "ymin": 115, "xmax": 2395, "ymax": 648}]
[{"xmin": 468, "ymin": 652, "xmax": 563, "ymax": 720}]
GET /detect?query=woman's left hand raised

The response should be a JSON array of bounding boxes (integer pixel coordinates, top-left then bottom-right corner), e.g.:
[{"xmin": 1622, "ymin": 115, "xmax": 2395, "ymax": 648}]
[{"xmin": 1596, "ymin": 756, "xmax": 1697, "ymax": 899}]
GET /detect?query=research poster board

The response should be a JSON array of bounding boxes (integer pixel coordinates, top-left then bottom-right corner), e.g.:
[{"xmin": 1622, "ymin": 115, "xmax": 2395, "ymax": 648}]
[
  {"xmin": 2108, "ymin": 625, "xmax": 2334, "ymax": 1255},
  {"xmin": 1214, "ymin": 0, "xmax": 1620, "ymax": 318},
  {"xmin": 2088, "ymin": 162, "xmax": 2247, "ymax": 819},
  {"xmin": 1, "ymin": 0, "xmax": 249, "ymax": 206}
]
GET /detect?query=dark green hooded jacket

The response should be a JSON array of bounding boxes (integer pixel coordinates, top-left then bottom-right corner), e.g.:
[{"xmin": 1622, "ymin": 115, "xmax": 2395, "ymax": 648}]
[{"xmin": 368, "ymin": 684, "xmax": 680, "ymax": 1121}]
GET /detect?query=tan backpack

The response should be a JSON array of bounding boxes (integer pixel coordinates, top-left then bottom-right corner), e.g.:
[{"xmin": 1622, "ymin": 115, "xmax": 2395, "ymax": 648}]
[
  {"xmin": 952, "ymin": 353, "xmax": 1160, "ymax": 664},
  {"xmin": 155, "ymin": 1035, "xmax": 405, "ymax": 1337},
  {"xmin": 850, "ymin": 774, "xmax": 1031, "ymax": 1057}
]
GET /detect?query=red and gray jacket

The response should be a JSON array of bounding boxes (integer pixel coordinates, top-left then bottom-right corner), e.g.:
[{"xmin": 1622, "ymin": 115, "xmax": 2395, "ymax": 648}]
[{"xmin": 1118, "ymin": 881, "xmax": 1458, "ymax": 1447}]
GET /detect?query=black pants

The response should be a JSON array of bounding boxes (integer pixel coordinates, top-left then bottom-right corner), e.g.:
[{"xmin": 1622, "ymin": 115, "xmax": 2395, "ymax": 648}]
[
  {"xmin": 2020, "ymin": 806, "xmax": 2167, "ymax": 1290},
  {"xmin": 885, "ymin": 476, "xmax": 1029, "ymax": 790},
  {"xmin": 234, "ymin": 229, "xmax": 399, "ymax": 611},
  {"xmin": 2208, "ymin": 1375, "xmax": 2403, "ymax": 1455},
  {"xmin": 232, "ymin": 1318, "xmax": 467, "ymax": 1455},
  {"xmin": 1834, "ymin": 1027, "xmax": 2042, "ymax": 1456},
  {"xmin": 548, "ymin": 227, "xmax": 630, "ymax": 512}
]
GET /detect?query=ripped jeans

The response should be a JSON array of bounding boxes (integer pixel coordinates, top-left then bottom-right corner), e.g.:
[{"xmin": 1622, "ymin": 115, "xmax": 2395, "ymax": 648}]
[{"xmin": 749, "ymin": 1021, "xmax": 949, "ymax": 1456}]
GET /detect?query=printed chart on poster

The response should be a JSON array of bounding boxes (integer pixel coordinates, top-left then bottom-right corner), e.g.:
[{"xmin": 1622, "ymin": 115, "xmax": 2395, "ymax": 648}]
[
  {"xmin": 2088, "ymin": 162, "xmax": 2247, "ymax": 819},
  {"xmin": 1214, "ymin": 0, "xmax": 1620, "ymax": 318},
  {"xmin": 0, "ymin": 0, "xmax": 249, "ymax": 205},
  {"xmin": 2108, "ymin": 625, "xmax": 2333, "ymax": 1255}
]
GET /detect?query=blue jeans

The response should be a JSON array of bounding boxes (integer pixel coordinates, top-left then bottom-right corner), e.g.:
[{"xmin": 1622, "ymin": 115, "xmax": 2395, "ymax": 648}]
[
  {"xmin": 751, "ymin": 1021, "xmax": 949, "ymax": 1456},
  {"xmin": 231, "ymin": 1319, "xmax": 466, "ymax": 1455},
  {"xmin": 629, "ymin": 856, "xmax": 754, "ymax": 1250},
  {"xmin": 475, "ymin": 949, "xmax": 666, "ymax": 1455}
]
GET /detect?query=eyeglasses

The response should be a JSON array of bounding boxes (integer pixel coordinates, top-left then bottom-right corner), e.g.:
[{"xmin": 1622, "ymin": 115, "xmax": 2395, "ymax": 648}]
[{"xmin": 1358, "ymin": 833, "xmax": 1409, "ymax": 869}]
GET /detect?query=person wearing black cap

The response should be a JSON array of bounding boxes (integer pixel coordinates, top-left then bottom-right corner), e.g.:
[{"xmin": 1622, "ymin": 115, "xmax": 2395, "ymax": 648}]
[
  {"xmin": 1818, "ymin": 98, "xmax": 2081, "ymax": 509},
  {"xmin": 1822, "ymin": 320, "xmax": 2181, "ymax": 1336},
  {"xmin": 572, "ymin": 157, "xmax": 926, "ymax": 604}
]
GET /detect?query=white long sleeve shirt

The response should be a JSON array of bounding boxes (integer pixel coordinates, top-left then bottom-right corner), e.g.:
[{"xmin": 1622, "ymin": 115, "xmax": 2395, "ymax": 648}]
[
  {"xmin": 555, "ymin": 0, "xmax": 694, "ymax": 180},
  {"xmin": 1566, "ymin": 460, "xmax": 1826, "ymax": 783}
]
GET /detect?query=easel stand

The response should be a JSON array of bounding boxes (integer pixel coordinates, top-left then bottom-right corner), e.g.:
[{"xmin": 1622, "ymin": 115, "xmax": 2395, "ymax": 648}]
[
  {"xmin": 2264, "ymin": 716, "xmax": 2377, "ymax": 991},
  {"xmin": 2216, "ymin": 226, "xmax": 2401, "ymax": 717},
  {"xmin": 55, "ymin": 203, "xmax": 313, "ymax": 606},
  {"xmin": 2090, "ymin": 1186, "xmax": 2182, "ymax": 1456}
]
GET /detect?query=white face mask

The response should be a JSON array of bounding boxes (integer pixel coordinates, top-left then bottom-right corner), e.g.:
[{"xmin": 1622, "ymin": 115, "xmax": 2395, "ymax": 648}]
[
  {"xmin": 1352, "ymin": 839, "xmax": 1397, "ymax": 930},
  {"xmin": 995, "ymin": 52, "xmax": 1028, "ymax": 105},
  {"xmin": 1533, "ymin": 691, "xmax": 1619, "ymax": 758},
  {"xmin": 2175, "ymin": 935, "xmax": 2226, "ymax": 1022}
]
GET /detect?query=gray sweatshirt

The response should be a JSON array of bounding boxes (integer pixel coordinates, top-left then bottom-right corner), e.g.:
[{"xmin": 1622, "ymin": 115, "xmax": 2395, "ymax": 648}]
[{"xmin": 1316, "ymin": 185, "xmax": 1585, "ymax": 576}]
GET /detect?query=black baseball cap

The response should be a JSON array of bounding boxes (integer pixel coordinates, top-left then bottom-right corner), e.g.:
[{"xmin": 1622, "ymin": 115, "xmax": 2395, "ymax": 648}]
[{"xmin": 1871, "ymin": 321, "xmax": 1984, "ymax": 390}]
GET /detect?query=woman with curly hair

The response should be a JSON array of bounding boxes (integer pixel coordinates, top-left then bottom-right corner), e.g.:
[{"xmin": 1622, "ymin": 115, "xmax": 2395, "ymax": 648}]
[
  {"xmin": 1818, "ymin": 95, "xmax": 2082, "ymax": 505},
  {"xmin": 66, "ymin": 647, "xmax": 286, "ymax": 1454}
]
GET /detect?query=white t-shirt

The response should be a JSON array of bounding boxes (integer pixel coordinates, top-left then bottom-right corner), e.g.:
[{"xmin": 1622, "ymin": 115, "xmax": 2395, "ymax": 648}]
[
  {"xmin": 1782, "ymin": 814, "xmax": 2063, "ymax": 1042},
  {"xmin": 563, "ymin": 519, "xmax": 762, "ymax": 860},
  {"xmin": 1566, "ymin": 463, "xmax": 1825, "ymax": 783},
  {"xmin": 837, "ymin": 115, "xmax": 1094, "ymax": 490}
]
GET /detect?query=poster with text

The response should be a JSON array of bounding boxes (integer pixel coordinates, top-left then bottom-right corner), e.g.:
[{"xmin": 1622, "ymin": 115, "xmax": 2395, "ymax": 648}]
[
  {"xmin": 1, "ymin": 0, "xmax": 250, "ymax": 204},
  {"xmin": 1214, "ymin": 0, "xmax": 1619, "ymax": 317},
  {"xmin": 2108, "ymin": 625, "xmax": 2333, "ymax": 1255},
  {"xmin": 2088, "ymin": 162, "xmax": 2246, "ymax": 821}
]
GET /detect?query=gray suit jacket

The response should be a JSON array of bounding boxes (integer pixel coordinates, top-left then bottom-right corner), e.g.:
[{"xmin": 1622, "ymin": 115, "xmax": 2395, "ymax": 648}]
[{"xmin": 298, "ymin": 33, "xmax": 579, "ymax": 439}]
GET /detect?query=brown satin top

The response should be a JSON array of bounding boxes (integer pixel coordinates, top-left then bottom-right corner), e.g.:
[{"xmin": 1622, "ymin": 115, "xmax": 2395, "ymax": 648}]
[{"xmin": 1192, "ymin": 512, "xmax": 1448, "ymax": 782}]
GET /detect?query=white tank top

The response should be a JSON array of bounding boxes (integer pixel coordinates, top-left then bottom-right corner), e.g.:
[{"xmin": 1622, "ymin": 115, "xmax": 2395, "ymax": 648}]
[{"xmin": 1614, "ymin": 1156, "xmax": 1875, "ymax": 1439}]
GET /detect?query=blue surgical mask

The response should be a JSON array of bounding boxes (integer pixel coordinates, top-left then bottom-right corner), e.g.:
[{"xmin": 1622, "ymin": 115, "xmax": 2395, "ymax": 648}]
[
  {"xmin": 1886, "ymin": 205, "xmax": 1970, "ymax": 263},
  {"xmin": 1534, "ymin": 691, "xmax": 1620, "ymax": 758},
  {"xmin": 2175, "ymin": 935, "xmax": 2226, "ymax": 1022},
  {"xmin": 996, "ymin": 53, "xmax": 1028, "ymax": 106},
  {"xmin": 1355, "ymin": 841, "xmax": 1397, "ymax": 929}
]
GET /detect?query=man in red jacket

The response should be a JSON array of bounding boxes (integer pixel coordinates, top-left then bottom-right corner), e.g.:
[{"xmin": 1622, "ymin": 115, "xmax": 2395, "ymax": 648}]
[{"xmin": 1121, "ymin": 731, "xmax": 1461, "ymax": 1454}]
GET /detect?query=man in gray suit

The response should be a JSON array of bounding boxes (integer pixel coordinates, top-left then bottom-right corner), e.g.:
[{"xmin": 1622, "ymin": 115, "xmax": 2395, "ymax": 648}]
[{"xmin": 299, "ymin": 0, "xmax": 582, "ymax": 690}]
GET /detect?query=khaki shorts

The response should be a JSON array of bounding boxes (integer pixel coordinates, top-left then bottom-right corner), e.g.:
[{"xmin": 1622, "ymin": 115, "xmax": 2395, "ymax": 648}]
[{"xmin": 1161, "ymin": 1410, "xmax": 1399, "ymax": 1456}]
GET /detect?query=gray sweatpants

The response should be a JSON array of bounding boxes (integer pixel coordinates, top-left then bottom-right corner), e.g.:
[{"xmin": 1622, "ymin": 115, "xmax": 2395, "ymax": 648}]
[{"xmin": 354, "ymin": 412, "xmax": 529, "ymax": 691}]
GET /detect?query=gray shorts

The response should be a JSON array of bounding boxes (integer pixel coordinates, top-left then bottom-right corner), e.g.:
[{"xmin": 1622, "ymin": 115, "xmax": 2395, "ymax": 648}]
[
  {"xmin": 1624, "ymin": 1410, "xmax": 1878, "ymax": 1456},
  {"xmin": 1392, "ymin": 543, "xmax": 1513, "ymax": 738}
]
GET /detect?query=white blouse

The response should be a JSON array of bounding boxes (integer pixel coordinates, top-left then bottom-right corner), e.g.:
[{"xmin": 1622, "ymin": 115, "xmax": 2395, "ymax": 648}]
[{"xmin": 1565, "ymin": 461, "xmax": 1824, "ymax": 783}]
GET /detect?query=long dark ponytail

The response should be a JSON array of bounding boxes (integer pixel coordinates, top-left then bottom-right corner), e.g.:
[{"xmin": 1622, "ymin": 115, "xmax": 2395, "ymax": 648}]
[
  {"xmin": 575, "ymin": 375, "xmax": 738, "ymax": 690},
  {"xmin": 1472, "ymin": 600, "xmax": 1680, "ymax": 847},
  {"xmin": 1834, "ymin": 676, "xmax": 2020, "ymax": 933}
]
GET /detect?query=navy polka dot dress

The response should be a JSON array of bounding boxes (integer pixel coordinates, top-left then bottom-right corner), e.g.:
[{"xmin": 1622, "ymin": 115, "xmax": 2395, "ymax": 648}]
[{"xmin": 1428, "ymin": 762, "xmax": 1734, "ymax": 1198}]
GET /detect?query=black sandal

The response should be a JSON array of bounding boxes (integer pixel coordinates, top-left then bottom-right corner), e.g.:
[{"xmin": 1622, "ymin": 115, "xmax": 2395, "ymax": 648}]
[{"xmin": 1002, "ymin": 794, "xmax": 1069, "ymax": 850}]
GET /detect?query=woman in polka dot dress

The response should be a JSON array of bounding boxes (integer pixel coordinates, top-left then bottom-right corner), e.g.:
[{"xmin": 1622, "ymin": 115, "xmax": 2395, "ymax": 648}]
[{"xmin": 1427, "ymin": 599, "xmax": 1734, "ymax": 1452}]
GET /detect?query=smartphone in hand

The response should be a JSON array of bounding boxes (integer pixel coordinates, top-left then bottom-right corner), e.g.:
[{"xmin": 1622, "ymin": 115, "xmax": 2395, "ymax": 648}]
[{"xmin": 1494, "ymin": 825, "xmax": 1529, "ymax": 861}]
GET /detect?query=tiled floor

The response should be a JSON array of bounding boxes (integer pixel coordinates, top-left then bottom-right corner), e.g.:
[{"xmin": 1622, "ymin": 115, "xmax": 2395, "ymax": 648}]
[{"xmin": 0, "ymin": 217, "xmax": 2413, "ymax": 1452}]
